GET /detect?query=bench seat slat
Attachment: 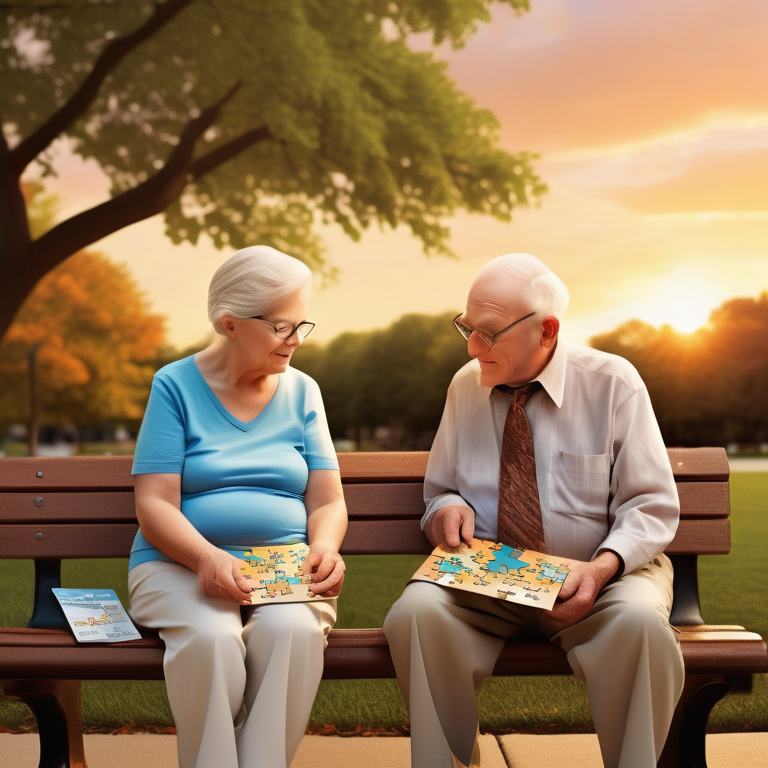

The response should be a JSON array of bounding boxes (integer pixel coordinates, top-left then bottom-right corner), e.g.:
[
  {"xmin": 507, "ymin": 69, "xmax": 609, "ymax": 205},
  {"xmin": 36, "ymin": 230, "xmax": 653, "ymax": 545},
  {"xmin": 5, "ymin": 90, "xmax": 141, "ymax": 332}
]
[{"xmin": 2, "ymin": 627, "xmax": 764, "ymax": 681}]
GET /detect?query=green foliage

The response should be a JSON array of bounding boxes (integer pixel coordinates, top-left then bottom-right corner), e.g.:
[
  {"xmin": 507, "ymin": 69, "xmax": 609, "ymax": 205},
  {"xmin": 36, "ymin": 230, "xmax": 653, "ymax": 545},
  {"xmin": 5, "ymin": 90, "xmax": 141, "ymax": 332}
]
[
  {"xmin": 590, "ymin": 295, "xmax": 768, "ymax": 446},
  {"xmin": 1, "ymin": 0, "xmax": 543, "ymax": 275},
  {"xmin": 292, "ymin": 311, "xmax": 470, "ymax": 447}
]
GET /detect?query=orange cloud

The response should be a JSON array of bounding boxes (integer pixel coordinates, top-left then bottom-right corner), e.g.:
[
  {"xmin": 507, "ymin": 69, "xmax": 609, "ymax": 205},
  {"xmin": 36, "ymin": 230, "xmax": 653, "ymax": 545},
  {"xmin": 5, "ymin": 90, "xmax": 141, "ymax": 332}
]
[
  {"xmin": 609, "ymin": 149, "xmax": 768, "ymax": 213},
  {"xmin": 440, "ymin": 0, "xmax": 768, "ymax": 152}
]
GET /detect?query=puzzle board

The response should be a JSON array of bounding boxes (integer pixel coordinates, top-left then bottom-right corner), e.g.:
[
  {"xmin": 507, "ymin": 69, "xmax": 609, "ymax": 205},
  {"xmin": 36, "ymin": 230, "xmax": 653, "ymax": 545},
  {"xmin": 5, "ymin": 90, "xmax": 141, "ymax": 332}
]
[{"xmin": 412, "ymin": 538, "xmax": 570, "ymax": 611}]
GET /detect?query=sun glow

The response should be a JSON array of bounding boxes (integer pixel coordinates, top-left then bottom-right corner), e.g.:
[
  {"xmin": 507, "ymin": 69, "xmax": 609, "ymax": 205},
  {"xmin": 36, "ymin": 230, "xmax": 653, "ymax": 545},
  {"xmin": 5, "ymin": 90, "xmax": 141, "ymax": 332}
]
[{"xmin": 632, "ymin": 274, "xmax": 724, "ymax": 334}]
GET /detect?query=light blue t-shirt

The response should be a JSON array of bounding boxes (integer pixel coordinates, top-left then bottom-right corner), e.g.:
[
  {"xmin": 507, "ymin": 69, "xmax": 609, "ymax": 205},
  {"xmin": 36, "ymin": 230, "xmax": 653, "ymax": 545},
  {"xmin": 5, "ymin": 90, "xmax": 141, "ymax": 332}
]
[{"xmin": 129, "ymin": 356, "xmax": 339, "ymax": 571}]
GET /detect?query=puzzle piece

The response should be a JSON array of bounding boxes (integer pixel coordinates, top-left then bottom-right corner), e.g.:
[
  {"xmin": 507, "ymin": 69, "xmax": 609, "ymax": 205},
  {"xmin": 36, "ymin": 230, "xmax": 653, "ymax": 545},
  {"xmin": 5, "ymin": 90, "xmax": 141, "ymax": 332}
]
[
  {"xmin": 537, "ymin": 562, "xmax": 569, "ymax": 584},
  {"xmin": 481, "ymin": 544, "xmax": 529, "ymax": 575}
]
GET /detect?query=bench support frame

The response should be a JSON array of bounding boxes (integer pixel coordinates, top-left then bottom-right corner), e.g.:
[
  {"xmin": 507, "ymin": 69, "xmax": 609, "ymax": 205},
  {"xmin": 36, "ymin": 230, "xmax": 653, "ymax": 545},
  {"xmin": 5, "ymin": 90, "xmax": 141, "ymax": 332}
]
[{"xmin": 0, "ymin": 679, "xmax": 86, "ymax": 768}]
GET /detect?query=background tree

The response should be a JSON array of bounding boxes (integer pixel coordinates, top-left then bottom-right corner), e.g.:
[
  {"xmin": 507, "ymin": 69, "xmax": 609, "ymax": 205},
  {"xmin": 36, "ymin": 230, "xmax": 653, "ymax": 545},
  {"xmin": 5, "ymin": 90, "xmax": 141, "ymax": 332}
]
[
  {"xmin": 0, "ymin": 0, "xmax": 543, "ymax": 341},
  {"xmin": 0, "ymin": 185, "xmax": 165, "ymax": 435},
  {"xmin": 590, "ymin": 294, "xmax": 768, "ymax": 447},
  {"xmin": 293, "ymin": 311, "xmax": 469, "ymax": 448}
]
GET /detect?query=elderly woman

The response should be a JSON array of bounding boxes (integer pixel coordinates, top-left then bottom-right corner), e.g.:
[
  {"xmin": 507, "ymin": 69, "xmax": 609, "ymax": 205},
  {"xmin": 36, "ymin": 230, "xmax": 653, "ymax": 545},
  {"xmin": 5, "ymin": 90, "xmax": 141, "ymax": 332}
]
[{"xmin": 128, "ymin": 246, "xmax": 346, "ymax": 768}]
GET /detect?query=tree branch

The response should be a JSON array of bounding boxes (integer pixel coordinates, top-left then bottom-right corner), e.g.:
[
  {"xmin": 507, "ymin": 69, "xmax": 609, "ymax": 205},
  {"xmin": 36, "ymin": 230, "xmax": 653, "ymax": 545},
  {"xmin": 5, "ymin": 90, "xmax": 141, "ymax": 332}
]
[
  {"xmin": 29, "ymin": 82, "xmax": 240, "ymax": 276},
  {"xmin": 0, "ymin": 125, "xmax": 30, "ymax": 261},
  {"xmin": 189, "ymin": 125, "xmax": 276, "ymax": 181},
  {"xmin": 9, "ymin": 0, "xmax": 197, "ymax": 176}
]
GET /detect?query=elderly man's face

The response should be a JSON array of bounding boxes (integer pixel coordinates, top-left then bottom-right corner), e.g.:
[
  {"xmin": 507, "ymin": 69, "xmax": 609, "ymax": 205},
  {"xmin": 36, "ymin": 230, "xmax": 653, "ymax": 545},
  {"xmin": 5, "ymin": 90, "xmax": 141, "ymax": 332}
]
[{"xmin": 463, "ymin": 275, "xmax": 555, "ymax": 388}]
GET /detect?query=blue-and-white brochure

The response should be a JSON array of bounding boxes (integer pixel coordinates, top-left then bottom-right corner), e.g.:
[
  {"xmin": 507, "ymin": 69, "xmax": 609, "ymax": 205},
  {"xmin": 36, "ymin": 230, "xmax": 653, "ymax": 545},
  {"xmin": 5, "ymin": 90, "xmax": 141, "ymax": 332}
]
[{"xmin": 52, "ymin": 588, "xmax": 142, "ymax": 643}]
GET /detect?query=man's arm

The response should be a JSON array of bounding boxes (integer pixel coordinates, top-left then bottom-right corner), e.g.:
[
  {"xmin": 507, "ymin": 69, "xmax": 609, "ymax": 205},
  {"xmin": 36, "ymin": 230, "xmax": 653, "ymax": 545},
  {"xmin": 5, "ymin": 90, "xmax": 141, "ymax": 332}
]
[
  {"xmin": 596, "ymin": 386, "xmax": 680, "ymax": 577},
  {"xmin": 547, "ymin": 382, "xmax": 678, "ymax": 628},
  {"xmin": 422, "ymin": 379, "xmax": 476, "ymax": 548}
]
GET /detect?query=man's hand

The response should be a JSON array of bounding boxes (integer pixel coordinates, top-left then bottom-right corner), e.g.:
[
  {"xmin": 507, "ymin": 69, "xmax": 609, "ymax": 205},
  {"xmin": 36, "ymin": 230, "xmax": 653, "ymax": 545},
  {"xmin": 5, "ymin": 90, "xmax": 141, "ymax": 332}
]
[
  {"xmin": 303, "ymin": 547, "xmax": 345, "ymax": 597},
  {"xmin": 196, "ymin": 549, "xmax": 253, "ymax": 604},
  {"xmin": 424, "ymin": 504, "xmax": 475, "ymax": 549},
  {"xmin": 545, "ymin": 551, "xmax": 620, "ymax": 631}
]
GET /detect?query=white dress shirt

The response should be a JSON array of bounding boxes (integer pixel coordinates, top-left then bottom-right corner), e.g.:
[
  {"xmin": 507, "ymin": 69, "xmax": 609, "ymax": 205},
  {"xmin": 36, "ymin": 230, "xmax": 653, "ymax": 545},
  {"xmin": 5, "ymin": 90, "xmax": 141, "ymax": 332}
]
[{"xmin": 423, "ymin": 340, "xmax": 680, "ymax": 576}]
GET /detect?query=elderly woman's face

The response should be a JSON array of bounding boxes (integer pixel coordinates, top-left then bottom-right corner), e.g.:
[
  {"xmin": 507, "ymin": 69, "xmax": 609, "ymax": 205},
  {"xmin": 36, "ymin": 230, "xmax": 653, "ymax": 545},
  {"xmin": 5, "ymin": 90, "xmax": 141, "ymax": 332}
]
[{"xmin": 241, "ymin": 287, "xmax": 310, "ymax": 373}]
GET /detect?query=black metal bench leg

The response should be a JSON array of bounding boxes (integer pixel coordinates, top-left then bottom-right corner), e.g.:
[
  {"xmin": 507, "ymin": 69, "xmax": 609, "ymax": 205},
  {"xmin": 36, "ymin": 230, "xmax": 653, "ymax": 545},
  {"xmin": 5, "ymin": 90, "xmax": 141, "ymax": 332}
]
[
  {"xmin": 0, "ymin": 679, "xmax": 88, "ymax": 768},
  {"xmin": 658, "ymin": 674, "xmax": 736, "ymax": 768}
]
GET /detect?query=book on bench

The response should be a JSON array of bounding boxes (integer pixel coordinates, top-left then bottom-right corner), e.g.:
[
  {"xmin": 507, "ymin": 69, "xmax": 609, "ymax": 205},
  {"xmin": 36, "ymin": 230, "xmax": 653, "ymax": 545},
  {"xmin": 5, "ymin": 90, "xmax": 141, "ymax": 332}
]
[
  {"xmin": 239, "ymin": 543, "xmax": 324, "ymax": 604},
  {"xmin": 411, "ymin": 539, "xmax": 571, "ymax": 611}
]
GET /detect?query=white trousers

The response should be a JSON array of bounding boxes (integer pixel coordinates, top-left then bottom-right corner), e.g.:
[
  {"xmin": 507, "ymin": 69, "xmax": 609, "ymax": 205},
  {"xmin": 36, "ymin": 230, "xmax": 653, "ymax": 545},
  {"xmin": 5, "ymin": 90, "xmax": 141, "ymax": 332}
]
[
  {"xmin": 128, "ymin": 561, "xmax": 336, "ymax": 768},
  {"xmin": 383, "ymin": 554, "xmax": 684, "ymax": 768}
]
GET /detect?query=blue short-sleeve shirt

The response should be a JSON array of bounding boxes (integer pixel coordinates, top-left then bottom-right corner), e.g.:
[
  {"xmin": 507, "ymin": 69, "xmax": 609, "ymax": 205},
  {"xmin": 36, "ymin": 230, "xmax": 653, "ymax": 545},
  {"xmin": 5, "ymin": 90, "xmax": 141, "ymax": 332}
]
[{"xmin": 129, "ymin": 356, "xmax": 339, "ymax": 571}]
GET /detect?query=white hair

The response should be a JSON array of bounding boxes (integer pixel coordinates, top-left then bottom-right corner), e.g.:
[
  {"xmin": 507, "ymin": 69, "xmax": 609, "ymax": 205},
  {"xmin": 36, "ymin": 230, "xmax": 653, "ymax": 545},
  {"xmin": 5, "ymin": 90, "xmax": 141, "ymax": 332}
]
[
  {"xmin": 478, "ymin": 252, "xmax": 569, "ymax": 321},
  {"xmin": 207, "ymin": 246, "xmax": 312, "ymax": 335}
]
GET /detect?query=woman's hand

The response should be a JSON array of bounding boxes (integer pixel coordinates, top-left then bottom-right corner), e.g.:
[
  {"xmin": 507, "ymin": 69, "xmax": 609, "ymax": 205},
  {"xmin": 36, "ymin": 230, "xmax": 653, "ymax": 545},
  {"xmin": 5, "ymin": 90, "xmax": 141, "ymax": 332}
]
[
  {"xmin": 196, "ymin": 549, "xmax": 254, "ymax": 605},
  {"xmin": 303, "ymin": 547, "xmax": 345, "ymax": 598},
  {"xmin": 304, "ymin": 469, "xmax": 347, "ymax": 598}
]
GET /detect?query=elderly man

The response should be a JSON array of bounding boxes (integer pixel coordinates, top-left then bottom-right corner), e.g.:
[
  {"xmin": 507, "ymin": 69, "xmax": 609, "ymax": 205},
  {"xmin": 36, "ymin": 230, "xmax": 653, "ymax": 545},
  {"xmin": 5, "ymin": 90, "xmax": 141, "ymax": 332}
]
[{"xmin": 383, "ymin": 254, "xmax": 683, "ymax": 768}]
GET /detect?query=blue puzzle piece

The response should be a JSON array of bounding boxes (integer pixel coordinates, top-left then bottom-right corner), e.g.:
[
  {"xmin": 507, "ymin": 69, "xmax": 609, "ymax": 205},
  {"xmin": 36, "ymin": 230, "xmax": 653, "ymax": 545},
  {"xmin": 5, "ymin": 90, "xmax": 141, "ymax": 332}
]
[{"xmin": 482, "ymin": 544, "xmax": 529, "ymax": 575}]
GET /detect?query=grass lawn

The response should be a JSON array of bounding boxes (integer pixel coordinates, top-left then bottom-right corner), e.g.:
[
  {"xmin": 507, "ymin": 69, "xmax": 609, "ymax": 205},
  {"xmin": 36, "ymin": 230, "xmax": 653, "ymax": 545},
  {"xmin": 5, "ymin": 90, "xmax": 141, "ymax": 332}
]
[{"xmin": 1, "ymin": 474, "xmax": 765, "ymax": 734}]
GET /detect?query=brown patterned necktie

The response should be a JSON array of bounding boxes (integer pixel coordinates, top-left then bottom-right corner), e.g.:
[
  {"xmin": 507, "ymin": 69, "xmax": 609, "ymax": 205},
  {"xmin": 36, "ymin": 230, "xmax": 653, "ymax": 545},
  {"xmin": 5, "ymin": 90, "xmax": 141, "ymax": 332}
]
[{"xmin": 496, "ymin": 382, "xmax": 547, "ymax": 553}]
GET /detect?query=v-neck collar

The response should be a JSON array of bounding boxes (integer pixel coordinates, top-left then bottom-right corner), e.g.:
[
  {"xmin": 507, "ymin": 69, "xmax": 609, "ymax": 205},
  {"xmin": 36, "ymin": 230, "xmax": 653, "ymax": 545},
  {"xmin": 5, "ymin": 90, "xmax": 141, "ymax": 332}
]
[{"xmin": 189, "ymin": 356, "xmax": 282, "ymax": 432}]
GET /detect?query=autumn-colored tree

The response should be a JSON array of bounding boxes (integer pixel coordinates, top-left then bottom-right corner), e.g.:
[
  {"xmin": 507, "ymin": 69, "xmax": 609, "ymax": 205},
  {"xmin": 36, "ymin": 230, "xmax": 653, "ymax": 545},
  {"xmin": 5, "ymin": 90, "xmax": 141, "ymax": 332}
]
[
  {"xmin": 0, "ymin": 188, "xmax": 165, "ymax": 435},
  {"xmin": 0, "ymin": 0, "xmax": 544, "ymax": 341}
]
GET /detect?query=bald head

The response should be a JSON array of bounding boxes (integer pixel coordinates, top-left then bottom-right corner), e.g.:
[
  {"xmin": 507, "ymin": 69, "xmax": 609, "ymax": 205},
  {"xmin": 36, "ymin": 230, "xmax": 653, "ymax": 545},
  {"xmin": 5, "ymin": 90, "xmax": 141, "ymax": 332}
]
[
  {"xmin": 462, "ymin": 253, "xmax": 568, "ymax": 387},
  {"xmin": 468, "ymin": 253, "xmax": 569, "ymax": 322}
]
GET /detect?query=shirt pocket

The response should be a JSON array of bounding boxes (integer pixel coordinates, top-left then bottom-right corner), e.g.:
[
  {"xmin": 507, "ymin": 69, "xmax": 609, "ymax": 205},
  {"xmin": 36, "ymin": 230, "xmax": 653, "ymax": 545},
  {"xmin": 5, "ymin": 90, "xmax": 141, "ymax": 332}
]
[{"xmin": 548, "ymin": 452, "xmax": 611, "ymax": 520}]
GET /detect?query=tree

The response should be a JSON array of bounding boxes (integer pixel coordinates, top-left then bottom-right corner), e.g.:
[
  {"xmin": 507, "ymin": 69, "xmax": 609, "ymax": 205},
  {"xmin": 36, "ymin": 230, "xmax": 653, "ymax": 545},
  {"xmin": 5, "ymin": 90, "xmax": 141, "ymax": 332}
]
[
  {"xmin": 0, "ymin": 0, "xmax": 544, "ymax": 341},
  {"xmin": 590, "ymin": 294, "xmax": 768, "ymax": 446},
  {"xmin": 0, "ymin": 186, "xmax": 166, "ymax": 432},
  {"xmin": 293, "ymin": 311, "xmax": 469, "ymax": 448}
]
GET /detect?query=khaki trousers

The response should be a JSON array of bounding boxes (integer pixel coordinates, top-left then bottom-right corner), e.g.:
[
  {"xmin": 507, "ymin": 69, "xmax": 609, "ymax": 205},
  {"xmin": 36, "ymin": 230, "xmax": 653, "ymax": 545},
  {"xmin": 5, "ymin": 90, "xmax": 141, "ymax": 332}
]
[
  {"xmin": 383, "ymin": 554, "xmax": 684, "ymax": 768},
  {"xmin": 128, "ymin": 561, "xmax": 336, "ymax": 768}
]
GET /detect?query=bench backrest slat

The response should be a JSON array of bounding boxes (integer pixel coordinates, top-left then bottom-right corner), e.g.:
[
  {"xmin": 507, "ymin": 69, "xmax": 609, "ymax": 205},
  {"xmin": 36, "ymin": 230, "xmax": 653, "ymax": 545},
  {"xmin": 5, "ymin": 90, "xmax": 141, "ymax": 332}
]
[
  {"xmin": 0, "ymin": 448, "xmax": 730, "ymax": 559},
  {"xmin": 0, "ymin": 480, "xmax": 728, "ymax": 525},
  {"xmin": 0, "ymin": 523, "xmax": 139, "ymax": 559},
  {"xmin": 0, "ymin": 492, "xmax": 137, "ymax": 523},
  {"xmin": 0, "ymin": 519, "xmax": 730, "ymax": 559},
  {"xmin": 0, "ymin": 448, "xmax": 728, "ymax": 488}
]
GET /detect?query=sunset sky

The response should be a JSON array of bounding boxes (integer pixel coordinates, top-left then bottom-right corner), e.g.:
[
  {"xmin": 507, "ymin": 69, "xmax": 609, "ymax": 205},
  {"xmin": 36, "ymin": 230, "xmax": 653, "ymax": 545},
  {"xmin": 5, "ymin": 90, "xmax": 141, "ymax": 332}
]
[{"xmin": 38, "ymin": 0, "xmax": 768, "ymax": 350}]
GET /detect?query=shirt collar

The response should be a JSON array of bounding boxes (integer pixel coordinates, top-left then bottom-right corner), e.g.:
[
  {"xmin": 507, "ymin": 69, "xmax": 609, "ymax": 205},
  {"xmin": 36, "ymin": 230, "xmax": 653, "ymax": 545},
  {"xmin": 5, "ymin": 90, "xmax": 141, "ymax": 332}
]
[{"xmin": 478, "ymin": 338, "xmax": 567, "ymax": 409}]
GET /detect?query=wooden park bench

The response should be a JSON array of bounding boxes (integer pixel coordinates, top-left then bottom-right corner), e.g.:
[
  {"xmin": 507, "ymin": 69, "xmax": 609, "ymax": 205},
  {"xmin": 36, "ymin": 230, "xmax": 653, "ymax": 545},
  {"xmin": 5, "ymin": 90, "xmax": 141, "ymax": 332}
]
[{"xmin": 1, "ymin": 448, "xmax": 766, "ymax": 768}]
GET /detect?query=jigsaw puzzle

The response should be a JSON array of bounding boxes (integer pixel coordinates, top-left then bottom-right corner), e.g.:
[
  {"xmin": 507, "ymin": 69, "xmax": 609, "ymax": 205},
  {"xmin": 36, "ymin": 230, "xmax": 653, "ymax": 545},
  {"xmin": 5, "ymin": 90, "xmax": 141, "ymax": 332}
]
[
  {"xmin": 412, "ymin": 538, "xmax": 570, "ymax": 611},
  {"xmin": 239, "ymin": 544, "xmax": 321, "ymax": 603}
]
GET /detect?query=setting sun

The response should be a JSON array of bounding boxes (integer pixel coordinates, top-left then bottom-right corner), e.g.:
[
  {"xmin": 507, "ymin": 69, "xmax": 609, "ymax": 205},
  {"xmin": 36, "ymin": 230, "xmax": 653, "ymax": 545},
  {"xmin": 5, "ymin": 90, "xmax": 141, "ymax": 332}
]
[{"xmin": 630, "ymin": 275, "xmax": 724, "ymax": 334}]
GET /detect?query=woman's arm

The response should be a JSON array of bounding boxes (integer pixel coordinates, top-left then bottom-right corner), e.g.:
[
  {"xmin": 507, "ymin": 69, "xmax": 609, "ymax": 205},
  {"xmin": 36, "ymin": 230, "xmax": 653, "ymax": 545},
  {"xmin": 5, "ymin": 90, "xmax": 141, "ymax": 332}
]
[
  {"xmin": 134, "ymin": 473, "xmax": 252, "ymax": 604},
  {"xmin": 303, "ymin": 469, "xmax": 348, "ymax": 597}
]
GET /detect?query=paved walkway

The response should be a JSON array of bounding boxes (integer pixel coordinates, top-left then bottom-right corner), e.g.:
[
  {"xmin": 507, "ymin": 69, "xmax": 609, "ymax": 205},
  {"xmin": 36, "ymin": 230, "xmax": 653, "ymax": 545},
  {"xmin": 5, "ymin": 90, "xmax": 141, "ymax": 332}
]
[
  {"xmin": 728, "ymin": 457, "xmax": 768, "ymax": 473},
  {"xmin": 1, "ymin": 732, "xmax": 766, "ymax": 767}
]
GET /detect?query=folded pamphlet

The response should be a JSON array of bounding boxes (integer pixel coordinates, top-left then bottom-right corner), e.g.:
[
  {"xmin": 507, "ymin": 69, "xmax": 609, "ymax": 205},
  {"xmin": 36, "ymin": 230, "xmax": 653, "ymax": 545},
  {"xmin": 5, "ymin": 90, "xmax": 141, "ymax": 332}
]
[{"xmin": 52, "ymin": 588, "xmax": 142, "ymax": 642}]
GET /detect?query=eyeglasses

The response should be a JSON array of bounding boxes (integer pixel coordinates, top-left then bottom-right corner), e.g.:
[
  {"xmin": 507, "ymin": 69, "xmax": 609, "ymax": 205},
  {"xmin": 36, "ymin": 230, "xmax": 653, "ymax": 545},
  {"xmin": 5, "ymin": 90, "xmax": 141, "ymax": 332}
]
[
  {"xmin": 249, "ymin": 316, "xmax": 315, "ymax": 340},
  {"xmin": 453, "ymin": 311, "xmax": 536, "ymax": 349}
]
